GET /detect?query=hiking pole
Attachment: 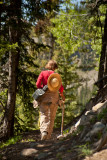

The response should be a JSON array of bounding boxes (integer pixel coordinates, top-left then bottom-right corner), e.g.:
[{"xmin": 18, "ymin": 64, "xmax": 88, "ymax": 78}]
[
  {"xmin": 57, "ymin": 102, "xmax": 65, "ymax": 139},
  {"xmin": 61, "ymin": 102, "xmax": 64, "ymax": 135}
]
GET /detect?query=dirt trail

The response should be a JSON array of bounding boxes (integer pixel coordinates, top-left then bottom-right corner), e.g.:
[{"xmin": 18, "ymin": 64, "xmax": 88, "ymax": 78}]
[
  {"xmin": 0, "ymin": 130, "xmax": 82, "ymax": 160},
  {"xmin": 0, "ymin": 129, "xmax": 107, "ymax": 160}
]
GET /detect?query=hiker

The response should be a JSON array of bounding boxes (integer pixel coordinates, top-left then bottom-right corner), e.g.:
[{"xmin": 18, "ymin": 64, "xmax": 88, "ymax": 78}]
[{"xmin": 36, "ymin": 60, "xmax": 65, "ymax": 140}]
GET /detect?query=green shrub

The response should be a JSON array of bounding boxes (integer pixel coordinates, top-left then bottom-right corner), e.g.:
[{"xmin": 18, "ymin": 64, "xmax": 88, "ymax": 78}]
[
  {"xmin": 78, "ymin": 144, "xmax": 92, "ymax": 156},
  {"xmin": 0, "ymin": 136, "xmax": 22, "ymax": 149},
  {"xmin": 97, "ymin": 108, "xmax": 107, "ymax": 121}
]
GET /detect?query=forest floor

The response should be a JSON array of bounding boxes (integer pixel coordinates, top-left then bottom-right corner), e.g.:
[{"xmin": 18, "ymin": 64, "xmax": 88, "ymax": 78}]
[{"xmin": 0, "ymin": 128, "xmax": 107, "ymax": 160}]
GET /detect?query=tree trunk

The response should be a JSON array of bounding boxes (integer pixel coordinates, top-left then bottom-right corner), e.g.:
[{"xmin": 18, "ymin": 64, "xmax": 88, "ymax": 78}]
[
  {"xmin": 98, "ymin": 10, "xmax": 107, "ymax": 89},
  {"xmin": 3, "ymin": 45, "xmax": 18, "ymax": 138},
  {"xmin": 2, "ymin": 0, "xmax": 21, "ymax": 140},
  {"xmin": 49, "ymin": 33, "xmax": 54, "ymax": 59}
]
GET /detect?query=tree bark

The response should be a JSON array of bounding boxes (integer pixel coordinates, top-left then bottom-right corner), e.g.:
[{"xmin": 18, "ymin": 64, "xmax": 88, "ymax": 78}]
[
  {"xmin": 2, "ymin": 0, "xmax": 21, "ymax": 139},
  {"xmin": 49, "ymin": 33, "xmax": 54, "ymax": 59},
  {"xmin": 98, "ymin": 10, "xmax": 107, "ymax": 89}
]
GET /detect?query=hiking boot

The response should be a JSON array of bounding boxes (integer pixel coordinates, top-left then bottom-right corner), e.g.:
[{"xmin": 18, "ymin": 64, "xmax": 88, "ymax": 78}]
[{"xmin": 41, "ymin": 131, "xmax": 48, "ymax": 140}]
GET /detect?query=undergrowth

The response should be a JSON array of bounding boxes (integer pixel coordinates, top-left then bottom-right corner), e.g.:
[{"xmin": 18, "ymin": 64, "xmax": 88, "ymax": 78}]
[{"xmin": 0, "ymin": 136, "xmax": 22, "ymax": 149}]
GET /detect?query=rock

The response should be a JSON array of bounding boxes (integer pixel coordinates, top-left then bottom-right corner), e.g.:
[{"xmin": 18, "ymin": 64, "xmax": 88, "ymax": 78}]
[
  {"xmin": 30, "ymin": 142, "xmax": 37, "ymax": 148},
  {"xmin": 21, "ymin": 148, "xmax": 38, "ymax": 156},
  {"xmin": 86, "ymin": 98, "xmax": 94, "ymax": 110},
  {"xmin": 92, "ymin": 102, "xmax": 104, "ymax": 112},
  {"xmin": 57, "ymin": 145, "xmax": 66, "ymax": 152},
  {"xmin": 75, "ymin": 111, "xmax": 96, "ymax": 129},
  {"xmin": 38, "ymin": 152, "xmax": 48, "ymax": 159},
  {"xmin": 92, "ymin": 100, "xmax": 107, "ymax": 113},
  {"xmin": 82, "ymin": 122, "xmax": 105, "ymax": 142},
  {"xmin": 90, "ymin": 122, "xmax": 105, "ymax": 135},
  {"xmin": 75, "ymin": 115, "xmax": 87, "ymax": 128},
  {"xmin": 85, "ymin": 111, "xmax": 96, "ymax": 116},
  {"xmin": 94, "ymin": 132, "xmax": 107, "ymax": 152},
  {"xmin": 84, "ymin": 137, "xmax": 91, "ymax": 142},
  {"xmin": 84, "ymin": 149, "xmax": 107, "ymax": 160},
  {"xmin": 80, "ymin": 127, "xmax": 90, "ymax": 140},
  {"xmin": 48, "ymin": 152, "xmax": 53, "ymax": 155},
  {"xmin": 98, "ymin": 100, "xmax": 107, "ymax": 113}
]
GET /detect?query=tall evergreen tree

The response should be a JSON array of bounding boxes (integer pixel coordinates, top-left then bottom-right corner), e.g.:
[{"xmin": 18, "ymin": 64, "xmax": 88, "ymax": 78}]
[
  {"xmin": 83, "ymin": 0, "xmax": 107, "ymax": 89},
  {"xmin": 0, "ymin": 0, "xmax": 63, "ymax": 140}
]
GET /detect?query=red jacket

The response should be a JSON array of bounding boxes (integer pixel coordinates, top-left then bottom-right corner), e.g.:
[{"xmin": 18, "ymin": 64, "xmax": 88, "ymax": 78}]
[{"xmin": 36, "ymin": 70, "xmax": 64, "ymax": 93}]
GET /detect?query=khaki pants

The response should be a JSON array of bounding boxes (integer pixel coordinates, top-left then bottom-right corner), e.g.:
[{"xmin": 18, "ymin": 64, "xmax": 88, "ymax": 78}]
[{"xmin": 38, "ymin": 90, "xmax": 59, "ymax": 138}]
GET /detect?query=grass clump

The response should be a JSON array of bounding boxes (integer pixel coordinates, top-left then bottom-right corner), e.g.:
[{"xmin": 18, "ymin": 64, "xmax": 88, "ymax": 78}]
[
  {"xmin": 56, "ymin": 152, "xmax": 62, "ymax": 160},
  {"xmin": 78, "ymin": 144, "xmax": 93, "ymax": 157},
  {"xmin": 97, "ymin": 108, "xmax": 107, "ymax": 121},
  {"xmin": 0, "ymin": 135, "xmax": 22, "ymax": 149}
]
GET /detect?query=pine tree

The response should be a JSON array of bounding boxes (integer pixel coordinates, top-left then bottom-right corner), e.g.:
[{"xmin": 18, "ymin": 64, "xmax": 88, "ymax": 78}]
[
  {"xmin": 82, "ymin": 0, "xmax": 107, "ymax": 89},
  {"xmin": 0, "ymin": 0, "xmax": 63, "ymax": 140}
]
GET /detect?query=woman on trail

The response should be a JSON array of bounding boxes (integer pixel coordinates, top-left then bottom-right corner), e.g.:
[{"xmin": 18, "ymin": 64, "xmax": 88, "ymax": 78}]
[{"xmin": 36, "ymin": 60, "xmax": 65, "ymax": 140}]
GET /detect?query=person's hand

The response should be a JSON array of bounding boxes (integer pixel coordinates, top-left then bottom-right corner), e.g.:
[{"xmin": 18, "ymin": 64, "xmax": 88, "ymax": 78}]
[
  {"xmin": 33, "ymin": 100, "xmax": 38, "ymax": 108},
  {"xmin": 58, "ymin": 99, "xmax": 64, "ymax": 109},
  {"xmin": 60, "ymin": 93, "xmax": 65, "ymax": 102}
]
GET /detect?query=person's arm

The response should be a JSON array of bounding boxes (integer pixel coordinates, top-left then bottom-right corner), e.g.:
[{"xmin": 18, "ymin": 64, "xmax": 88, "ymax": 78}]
[
  {"xmin": 60, "ymin": 92, "xmax": 65, "ymax": 101},
  {"xmin": 36, "ymin": 72, "xmax": 43, "ymax": 88},
  {"xmin": 59, "ymin": 85, "xmax": 65, "ymax": 101}
]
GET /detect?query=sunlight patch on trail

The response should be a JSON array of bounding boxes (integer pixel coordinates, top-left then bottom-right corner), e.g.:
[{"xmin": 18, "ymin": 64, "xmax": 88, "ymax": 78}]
[{"xmin": 21, "ymin": 148, "xmax": 38, "ymax": 156}]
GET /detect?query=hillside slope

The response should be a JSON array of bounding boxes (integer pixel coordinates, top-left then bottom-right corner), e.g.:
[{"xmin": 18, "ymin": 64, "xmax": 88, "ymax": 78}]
[{"xmin": 0, "ymin": 85, "xmax": 107, "ymax": 160}]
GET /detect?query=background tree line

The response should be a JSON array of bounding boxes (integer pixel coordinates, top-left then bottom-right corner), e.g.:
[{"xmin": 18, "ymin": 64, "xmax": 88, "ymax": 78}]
[{"xmin": 0, "ymin": 0, "xmax": 107, "ymax": 141}]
